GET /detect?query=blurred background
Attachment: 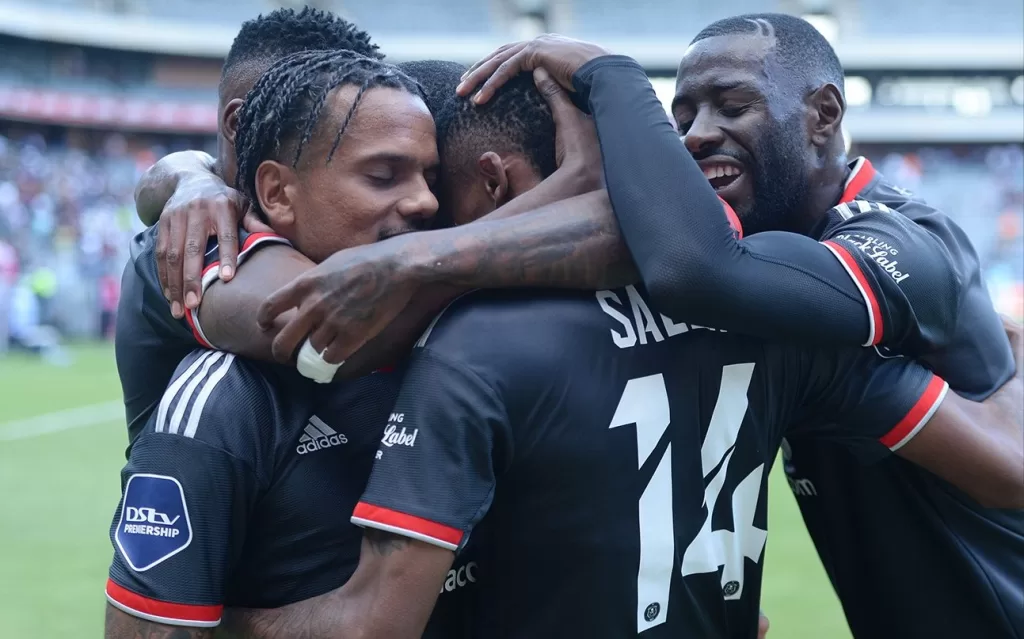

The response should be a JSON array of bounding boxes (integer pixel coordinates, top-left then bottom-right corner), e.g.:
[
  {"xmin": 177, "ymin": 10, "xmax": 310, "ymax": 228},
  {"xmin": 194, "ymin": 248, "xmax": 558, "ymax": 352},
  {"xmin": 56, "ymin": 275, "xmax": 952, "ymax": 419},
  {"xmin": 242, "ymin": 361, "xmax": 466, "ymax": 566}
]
[{"xmin": 0, "ymin": 0, "xmax": 1020, "ymax": 637}]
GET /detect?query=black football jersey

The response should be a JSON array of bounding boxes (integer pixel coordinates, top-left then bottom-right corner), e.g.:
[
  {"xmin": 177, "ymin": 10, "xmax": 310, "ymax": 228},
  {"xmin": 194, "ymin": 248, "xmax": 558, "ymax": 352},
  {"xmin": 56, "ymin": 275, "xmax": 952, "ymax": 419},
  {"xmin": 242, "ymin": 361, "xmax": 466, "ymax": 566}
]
[
  {"xmin": 354, "ymin": 287, "xmax": 946, "ymax": 638},
  {"xmin": 574, "ymin": 54, "xmax": 1020, "ymax": 639},
  {"xmin": 783, "ymin": 161, "xmax": 1023, "ymax": 639},
  {"xmin": 114, "ymin": 225, "xmax": 288, "ymax": 443},
  {"xmin": 105, "ymin": 350, "xmax": 471, "ymax": 636}
]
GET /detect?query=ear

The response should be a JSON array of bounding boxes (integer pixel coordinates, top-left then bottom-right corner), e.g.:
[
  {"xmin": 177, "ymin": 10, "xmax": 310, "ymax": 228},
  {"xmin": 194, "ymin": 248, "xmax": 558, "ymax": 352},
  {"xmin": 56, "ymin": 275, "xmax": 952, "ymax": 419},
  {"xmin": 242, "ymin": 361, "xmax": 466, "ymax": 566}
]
[
  {"xmin": 221, "ymin": 98, "xmax": 245, "ymax": 145},
  {"xmin": 808, "ymin": 83, "xmax": 845, "ymax": 148},
  {"xmin": 254, "ymin": 160, "xmax": 298, "ymax": 231},
  {"xmin": 477, "ymin": 151, "xmax": 509, "ymax": 205}
]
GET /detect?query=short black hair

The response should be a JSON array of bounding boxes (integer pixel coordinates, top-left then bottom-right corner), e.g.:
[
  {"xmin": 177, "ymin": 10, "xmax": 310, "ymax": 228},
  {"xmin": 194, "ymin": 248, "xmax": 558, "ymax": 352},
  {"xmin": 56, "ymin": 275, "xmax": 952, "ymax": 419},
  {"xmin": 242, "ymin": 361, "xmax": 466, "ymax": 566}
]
[
  {"xmin": 692, "ymin": 13, "xmax": 844, "ymax": 93},
  {"xmin": 221, "ymin": 7, "xmax": 381, "ymax": 98},
  {"xmin": 436, "ymin": 71, "xmax": 556, "ymax": 179},
  {"xmin": 396, "ymin": 60, "xmax": 466, "ymax": 118},
  {"xmin": 234, "ymin": 49, "xmax": 422, "ymax": 219}
]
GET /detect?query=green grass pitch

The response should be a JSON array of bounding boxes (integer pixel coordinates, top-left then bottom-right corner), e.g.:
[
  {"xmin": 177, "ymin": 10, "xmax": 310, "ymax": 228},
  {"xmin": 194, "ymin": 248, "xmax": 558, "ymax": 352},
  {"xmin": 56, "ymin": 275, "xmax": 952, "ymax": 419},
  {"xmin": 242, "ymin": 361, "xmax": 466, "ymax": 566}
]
[{"xmin": 0, "ymin": 344, "xmax": 851, "ymax": 638}]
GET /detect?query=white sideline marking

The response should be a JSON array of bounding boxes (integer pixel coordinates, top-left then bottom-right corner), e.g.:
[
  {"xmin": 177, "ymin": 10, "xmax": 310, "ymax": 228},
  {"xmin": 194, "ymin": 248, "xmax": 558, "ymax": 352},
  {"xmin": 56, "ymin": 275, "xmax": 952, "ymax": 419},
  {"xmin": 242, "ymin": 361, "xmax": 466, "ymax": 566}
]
[{"xmin": 0, "ymin": 401, "xmax": 122, "ymax": 442}]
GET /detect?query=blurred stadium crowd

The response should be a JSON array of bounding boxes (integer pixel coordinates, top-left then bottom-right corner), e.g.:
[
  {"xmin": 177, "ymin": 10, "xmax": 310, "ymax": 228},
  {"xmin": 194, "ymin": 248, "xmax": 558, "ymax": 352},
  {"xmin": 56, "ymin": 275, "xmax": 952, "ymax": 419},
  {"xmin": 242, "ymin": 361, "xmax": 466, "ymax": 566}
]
[{"xmin": 0, "ymin": 0, "xmax": 1021, "ymax": 354}]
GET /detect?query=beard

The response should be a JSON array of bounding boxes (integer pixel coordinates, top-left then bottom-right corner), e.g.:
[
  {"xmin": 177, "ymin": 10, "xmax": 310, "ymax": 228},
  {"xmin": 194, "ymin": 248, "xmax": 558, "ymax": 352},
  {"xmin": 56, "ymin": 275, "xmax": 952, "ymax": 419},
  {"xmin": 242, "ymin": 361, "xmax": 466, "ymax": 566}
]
[{"xmin": 743, "ymin": 116, "xmax": 811, "ymax": 236}]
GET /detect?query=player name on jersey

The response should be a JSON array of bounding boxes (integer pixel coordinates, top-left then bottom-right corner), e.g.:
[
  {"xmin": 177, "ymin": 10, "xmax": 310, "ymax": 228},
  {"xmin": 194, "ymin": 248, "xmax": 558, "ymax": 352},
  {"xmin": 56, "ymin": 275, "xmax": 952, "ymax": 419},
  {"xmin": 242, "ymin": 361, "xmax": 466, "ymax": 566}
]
[{"xmin": 598, "ymin": 285, "xmax": 725, "ymax": 349}]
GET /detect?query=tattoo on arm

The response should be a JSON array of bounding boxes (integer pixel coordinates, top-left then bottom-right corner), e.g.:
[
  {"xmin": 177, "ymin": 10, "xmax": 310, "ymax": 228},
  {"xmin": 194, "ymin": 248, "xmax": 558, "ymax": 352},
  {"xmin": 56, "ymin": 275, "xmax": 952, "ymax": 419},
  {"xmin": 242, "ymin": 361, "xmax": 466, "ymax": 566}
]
[
  {"xmin": 105, "ymin": 604, "xmax": 214, "ymax": 639},
  {"xmin": 364, "ymin": 528, "xmax": 412, "ymax": 557},
  {"xmin": 416, "ymin": 190, "xmax": 638, "ymax": 291}
]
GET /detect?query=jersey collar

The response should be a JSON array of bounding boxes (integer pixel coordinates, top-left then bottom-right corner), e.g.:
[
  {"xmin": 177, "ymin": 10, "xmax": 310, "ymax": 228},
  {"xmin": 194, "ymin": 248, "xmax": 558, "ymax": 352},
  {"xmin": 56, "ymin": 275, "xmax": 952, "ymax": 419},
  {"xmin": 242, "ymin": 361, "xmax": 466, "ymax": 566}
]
[{"xmin": 839, "ymin": 157, "xmax": 877, "ymax": 204}]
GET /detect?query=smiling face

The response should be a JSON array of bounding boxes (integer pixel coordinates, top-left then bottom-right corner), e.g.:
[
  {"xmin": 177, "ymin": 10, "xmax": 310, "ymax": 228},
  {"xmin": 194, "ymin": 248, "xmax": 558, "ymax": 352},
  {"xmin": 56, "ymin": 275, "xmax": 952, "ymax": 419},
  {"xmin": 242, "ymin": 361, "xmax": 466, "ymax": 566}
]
[
  {"xmin": 255, "ymin": 85, "xmax": 440, "ymax": 262},
  {"xmin": 672, "ymin": 33, "xmax": 813, "ymax": 234}
]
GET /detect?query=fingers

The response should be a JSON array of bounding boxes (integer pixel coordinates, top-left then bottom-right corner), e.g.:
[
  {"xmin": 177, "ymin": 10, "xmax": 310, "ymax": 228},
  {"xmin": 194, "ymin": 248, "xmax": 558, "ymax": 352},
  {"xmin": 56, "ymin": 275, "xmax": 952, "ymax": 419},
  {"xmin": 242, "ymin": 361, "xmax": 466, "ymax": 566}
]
[
  {"xmin": 213, "ymin": 206, "xmax": 240, "ymax": 284},
  {"xmin": 182, "ymin": 212, "xmax": 208, "ymax": 310},
  {"xmin": 757, "ymin": 611, "xmax": 770, "ymax": 639},
  {"xmin": 534, "ymin": 67, "xmax": 575, "ymax": 113},
  {"xmin": 307, "ymin": 324, "xmax": 349, "ymax": 367},
  {"xmin": 472, "ymin": 49, "xmax": 531, "ymax": 105},
  {"xmin": 270, "ymin": 300, "xmax": 321, "ymax": 364},
  {"xmin": 457, "ymin": 42, "xmax": 528, "ymax": 100},
  {"xmin": 155, "ymin": 214, "xmax": 172, "ymax": 302},
  {"xmin": 163, "ymin": 212, "xmax": 187, "ymax": 319},
  {"xmin": 257, "ymin": 277, "xmax": 310, "ymax": 331}
]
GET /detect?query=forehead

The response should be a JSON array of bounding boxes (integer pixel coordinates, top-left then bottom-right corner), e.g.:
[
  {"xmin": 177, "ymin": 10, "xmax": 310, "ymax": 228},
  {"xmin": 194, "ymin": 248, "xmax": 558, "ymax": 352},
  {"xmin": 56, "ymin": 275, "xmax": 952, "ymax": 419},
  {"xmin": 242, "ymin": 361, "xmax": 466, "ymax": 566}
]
[
  {"xmin": 312, "ymin": 86, "xmax": 438, "ymax": 162},
  {"xmin": 674, "ymin": 33, "xmax": 776, "ymax": 100}
]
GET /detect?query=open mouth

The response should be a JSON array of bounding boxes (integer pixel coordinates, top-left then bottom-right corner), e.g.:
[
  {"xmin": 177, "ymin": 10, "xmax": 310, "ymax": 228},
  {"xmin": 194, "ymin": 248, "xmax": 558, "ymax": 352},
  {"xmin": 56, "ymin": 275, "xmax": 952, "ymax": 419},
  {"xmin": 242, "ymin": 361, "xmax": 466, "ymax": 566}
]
[{"xmin": 702, "ymin": 164, "xmax": 743, "ymax": 192}]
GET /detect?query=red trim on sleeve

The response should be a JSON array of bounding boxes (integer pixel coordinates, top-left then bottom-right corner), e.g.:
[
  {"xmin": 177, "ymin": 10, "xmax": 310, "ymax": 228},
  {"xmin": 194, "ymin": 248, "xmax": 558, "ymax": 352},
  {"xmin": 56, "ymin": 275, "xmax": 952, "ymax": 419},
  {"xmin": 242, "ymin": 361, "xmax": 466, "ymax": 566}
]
[
  {"xmin": 879, "ymin": 376, "xmax": 949, "ymax": 451},
  {"xmin": 840, "ymin": 158, "xmax": 877, "ymax": 204},
  {"xmin": 105, "ymin": 579, "xmax": 222, "ymax": 627},
  {"xmin": 182, "ymin": 261, "xmax": 219, "ymax": 349},
  {"xmin": 822, "ymin": 240, "xmax": 884, "ymax": 346},
  {"xmin": 352, "ymin": 502, "xmax": 464, "ymax": 550},
  {"xmin": 718, "ymin": 196, "xmax": 744, "ymax": 240}
]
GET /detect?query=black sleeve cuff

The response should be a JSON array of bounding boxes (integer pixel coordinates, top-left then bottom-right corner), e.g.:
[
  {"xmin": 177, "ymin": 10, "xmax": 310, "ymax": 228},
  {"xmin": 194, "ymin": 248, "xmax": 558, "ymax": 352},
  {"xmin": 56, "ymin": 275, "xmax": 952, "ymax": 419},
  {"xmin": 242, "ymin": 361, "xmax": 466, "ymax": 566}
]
[{"xmin": 571, "ymin": 55, "xmax": 647, "ymax": 114}]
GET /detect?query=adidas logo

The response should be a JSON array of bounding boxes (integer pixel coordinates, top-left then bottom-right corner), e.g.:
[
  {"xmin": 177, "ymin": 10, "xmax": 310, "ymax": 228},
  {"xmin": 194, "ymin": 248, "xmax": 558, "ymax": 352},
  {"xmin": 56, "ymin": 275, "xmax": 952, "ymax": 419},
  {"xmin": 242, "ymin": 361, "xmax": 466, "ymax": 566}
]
[{"xmin": 296, "ymin": 416, "xmax": 348, "ymax": 455}]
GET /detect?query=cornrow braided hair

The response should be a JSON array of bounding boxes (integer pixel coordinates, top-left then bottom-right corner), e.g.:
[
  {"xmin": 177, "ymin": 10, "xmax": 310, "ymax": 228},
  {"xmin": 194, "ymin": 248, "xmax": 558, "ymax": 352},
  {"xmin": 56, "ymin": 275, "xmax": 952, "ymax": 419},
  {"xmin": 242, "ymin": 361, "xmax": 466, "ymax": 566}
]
[{"xmin": 234, "ymin": 49, "xmax": 424, "ymax": 216}]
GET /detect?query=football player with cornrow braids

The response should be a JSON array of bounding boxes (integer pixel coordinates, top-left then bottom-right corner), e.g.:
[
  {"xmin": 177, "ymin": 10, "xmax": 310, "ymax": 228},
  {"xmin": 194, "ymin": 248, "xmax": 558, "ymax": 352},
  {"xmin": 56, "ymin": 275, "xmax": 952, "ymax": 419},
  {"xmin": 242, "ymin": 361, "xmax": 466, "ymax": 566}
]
[
  {"xmin": 117, "ymin": 7, "xmax": 384, "ymax": 444},
  {"xmin": 104, "ymin": 50, "xmax": 469, "ymax": 639}
]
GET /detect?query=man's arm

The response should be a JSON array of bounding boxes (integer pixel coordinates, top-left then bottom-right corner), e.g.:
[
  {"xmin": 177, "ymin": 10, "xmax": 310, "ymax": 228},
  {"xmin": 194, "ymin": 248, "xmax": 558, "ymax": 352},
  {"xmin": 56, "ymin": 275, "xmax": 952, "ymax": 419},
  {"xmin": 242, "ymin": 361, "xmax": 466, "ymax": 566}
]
[
  {"xmin": 254, "ymin": 189, "xmax": 637, "ymax": 366},
  {"xmin": 105, "ymin": 605, "xmax": 214, "ymax": 639},
  {"xmin": 574, "ymin": 56, "xmax": 966, "ymax": 348},
  {"xmin": 788, "ymin": 335, "xmax": 1023, "ymax": 509},
  {"xmin": 106, "ymin": 352, "xmax": 264, "ymax": 636}
]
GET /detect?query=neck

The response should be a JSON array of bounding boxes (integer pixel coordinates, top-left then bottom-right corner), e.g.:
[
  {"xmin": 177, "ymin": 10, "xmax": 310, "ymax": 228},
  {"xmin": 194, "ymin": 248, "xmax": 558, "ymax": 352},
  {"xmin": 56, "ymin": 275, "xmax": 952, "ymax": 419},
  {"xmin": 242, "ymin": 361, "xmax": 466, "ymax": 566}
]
[{"xmin": 797, "ymin": 154, "xmax": 849, "ymax": 234}]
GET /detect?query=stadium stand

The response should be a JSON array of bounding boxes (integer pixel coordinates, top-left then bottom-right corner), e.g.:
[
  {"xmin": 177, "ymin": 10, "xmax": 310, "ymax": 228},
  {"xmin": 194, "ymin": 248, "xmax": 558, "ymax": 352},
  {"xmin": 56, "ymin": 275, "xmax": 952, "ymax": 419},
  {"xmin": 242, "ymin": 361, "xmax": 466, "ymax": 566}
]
[{"xmin": 0, "ymin": 0, "xmax": 1020, "ymax": 347}]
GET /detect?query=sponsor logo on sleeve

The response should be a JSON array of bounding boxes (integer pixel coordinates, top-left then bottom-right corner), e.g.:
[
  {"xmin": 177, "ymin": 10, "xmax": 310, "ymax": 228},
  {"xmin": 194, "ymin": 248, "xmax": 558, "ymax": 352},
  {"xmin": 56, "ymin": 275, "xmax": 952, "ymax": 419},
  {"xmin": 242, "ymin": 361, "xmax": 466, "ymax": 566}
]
[
  {"xmin": 832, "ymin": 233, "xmax": 911, "ymax": 284},
  {"xmin": 114, "ymin": 474, "xmax": 192, "ymax": 572}
]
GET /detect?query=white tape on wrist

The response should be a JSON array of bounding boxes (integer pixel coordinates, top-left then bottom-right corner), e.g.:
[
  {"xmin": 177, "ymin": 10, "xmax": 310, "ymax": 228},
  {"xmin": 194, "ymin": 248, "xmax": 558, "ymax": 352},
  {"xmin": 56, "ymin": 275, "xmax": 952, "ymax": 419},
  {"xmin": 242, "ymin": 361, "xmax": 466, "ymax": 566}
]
[{"xmin": 296, "ymin": 338, "xmax": 343, "ymax": 384}]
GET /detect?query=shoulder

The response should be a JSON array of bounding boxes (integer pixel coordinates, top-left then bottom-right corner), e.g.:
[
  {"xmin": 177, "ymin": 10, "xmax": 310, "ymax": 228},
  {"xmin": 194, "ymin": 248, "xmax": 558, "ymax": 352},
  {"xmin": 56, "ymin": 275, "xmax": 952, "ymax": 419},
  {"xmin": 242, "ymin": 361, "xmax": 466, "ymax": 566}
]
[
  {"xmin": 142, "ymin": 350, "xmax": 304, "ymax": 458},
  {"xmin": 412, "ymin": 288, "xmax": 602, "ymax": 378}
]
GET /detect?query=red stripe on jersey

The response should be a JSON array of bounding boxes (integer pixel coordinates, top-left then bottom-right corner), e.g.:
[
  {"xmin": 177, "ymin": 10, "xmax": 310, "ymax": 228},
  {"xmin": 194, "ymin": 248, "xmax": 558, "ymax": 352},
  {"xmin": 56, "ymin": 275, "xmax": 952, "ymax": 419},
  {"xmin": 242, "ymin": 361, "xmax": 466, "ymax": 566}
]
[
  {"xmin": 880, "ymin": 376, "xmax": 949, "ymax": 451},
  {"xmin": 718, "ymin": 196, "xmax": 744, "ymax": 239},
  {"xmin": 840, "ymin": 158, "xmax": 877, "ymax": 204},
  {"xmin": 105, "ymin": 579, "xmax": 222, "ymax": 627},
  {"xmin": 352, "ymin": 502, "xmax": 464, "ymax": 550},
  {"xmin": 241, "ymin": 231, "xmax": 284, "ymax": 251},
  {"xmin": 822, "ymin": 240, "xmax": 884, "ymax": 346},
  {"xmin": 182, "ymin": 261, "xmax": 219, "ymax": 349}
]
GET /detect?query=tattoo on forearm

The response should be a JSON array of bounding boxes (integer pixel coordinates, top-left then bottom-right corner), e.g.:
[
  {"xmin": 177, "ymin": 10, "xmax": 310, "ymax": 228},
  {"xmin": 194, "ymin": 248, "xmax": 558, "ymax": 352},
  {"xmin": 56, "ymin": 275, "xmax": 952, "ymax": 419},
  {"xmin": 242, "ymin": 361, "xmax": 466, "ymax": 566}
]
[
  {"xmin": 364, "ymin": 528, "xmax": 412, "ymax": 557},
  {"xmin": 423, "ymin": 191, "xmax": 638, "ymax": 291},
  {"xmin": 105, "ymin": 605, "xmax": 213, "ymax": 639}
]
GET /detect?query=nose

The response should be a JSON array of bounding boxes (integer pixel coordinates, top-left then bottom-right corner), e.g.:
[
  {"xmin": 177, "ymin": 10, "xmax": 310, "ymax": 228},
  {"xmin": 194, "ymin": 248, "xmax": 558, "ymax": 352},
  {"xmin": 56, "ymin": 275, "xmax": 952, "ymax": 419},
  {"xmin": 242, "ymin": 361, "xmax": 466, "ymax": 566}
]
[
  {"xmin": 683, "ymin": 106, "xmax": 725, "ymax": 156},
  {"xmin": 396, "ymin": 178, "xmax": 439, "ymax": 225}
]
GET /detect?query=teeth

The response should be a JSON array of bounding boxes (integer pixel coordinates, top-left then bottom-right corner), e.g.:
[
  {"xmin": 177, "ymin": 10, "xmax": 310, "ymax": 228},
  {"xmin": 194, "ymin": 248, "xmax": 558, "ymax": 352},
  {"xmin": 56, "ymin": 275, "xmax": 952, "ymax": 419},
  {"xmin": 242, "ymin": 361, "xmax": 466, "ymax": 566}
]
[{"xmin": 702, "ymin": 165, "xmax": 741, "ymax": 180}]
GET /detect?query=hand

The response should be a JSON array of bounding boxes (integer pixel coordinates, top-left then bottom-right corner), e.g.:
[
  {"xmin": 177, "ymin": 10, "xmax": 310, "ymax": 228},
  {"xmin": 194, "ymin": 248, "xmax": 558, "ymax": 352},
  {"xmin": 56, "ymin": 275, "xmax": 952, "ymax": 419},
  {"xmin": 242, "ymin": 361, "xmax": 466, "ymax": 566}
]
[
  {"xmin": 758, "ymin": 611, "xmax": 770, "ymax": 639},
  {"xmin": 256, "ymin": 235, "xmax": 422, "ymax": 365},
  {"xmin": 155, "ymin": 176, "xmax": 272, "ymax": 318},
  {"xmin": 533, "ymin": 67, "xmax": 603, "ymax": 193},
  {"xmin": 457, "ymin": 34, "xmax": 610, "ymax": 106}
]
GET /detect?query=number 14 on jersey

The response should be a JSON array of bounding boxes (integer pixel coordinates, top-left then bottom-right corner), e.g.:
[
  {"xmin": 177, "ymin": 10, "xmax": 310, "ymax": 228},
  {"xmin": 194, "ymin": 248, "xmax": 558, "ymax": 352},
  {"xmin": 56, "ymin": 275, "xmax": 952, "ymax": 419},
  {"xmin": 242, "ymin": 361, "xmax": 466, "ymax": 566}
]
[{"xmin": 609, "ymin": 364, "xmax": 767, "ymax": 633}]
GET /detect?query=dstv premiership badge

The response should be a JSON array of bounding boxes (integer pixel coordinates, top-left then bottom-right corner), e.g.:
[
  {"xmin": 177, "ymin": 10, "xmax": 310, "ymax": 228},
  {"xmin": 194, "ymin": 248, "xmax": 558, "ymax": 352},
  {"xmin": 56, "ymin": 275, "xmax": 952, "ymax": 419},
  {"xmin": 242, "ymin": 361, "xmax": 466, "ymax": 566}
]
[{"xmin": 115, "ymin": 474, "xmax": 193, "ymax": 572}]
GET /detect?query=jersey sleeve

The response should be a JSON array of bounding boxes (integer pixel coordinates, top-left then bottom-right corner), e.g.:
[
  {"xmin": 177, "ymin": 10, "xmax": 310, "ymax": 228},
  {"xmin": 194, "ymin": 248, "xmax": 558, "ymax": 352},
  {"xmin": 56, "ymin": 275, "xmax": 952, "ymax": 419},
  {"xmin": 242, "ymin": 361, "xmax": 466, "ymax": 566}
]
[
  {"xmin": 126, "ymin": 226, "xmax": 289, "ymax": 350},
  {"xmin": 352, "ymin": 348, "xmax": 511, "ymax": 553},
  {"xmin": 105, "ymin": 351, "xmax": 263, "ymax": 628},
  {"xmin": 184, "ymin": 230, "xmax": 290, "ymax": 349},
  {"xmin": 573, "ymin": 57, "xmax": 962, "ymax": 349},
  {"xmin": 784, "ymin": 345, "xmax": 950, "ymax": 460}
]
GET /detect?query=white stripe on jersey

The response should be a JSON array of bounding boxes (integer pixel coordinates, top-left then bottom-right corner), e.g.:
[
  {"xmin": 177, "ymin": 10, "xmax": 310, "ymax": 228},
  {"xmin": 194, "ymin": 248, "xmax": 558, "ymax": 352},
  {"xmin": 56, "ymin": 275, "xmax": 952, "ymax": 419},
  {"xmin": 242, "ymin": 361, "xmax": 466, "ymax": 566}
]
[
  {"xmin": 165, "ymin": 351, "xmax": 224, "ymax": 435},
  {"xmin": 182, "ymin": 353, "xmax": 235, "ymax": 438},
  {"xmin": 155, "ymin": 351, "xmax": 215, "ymax": 434}
]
